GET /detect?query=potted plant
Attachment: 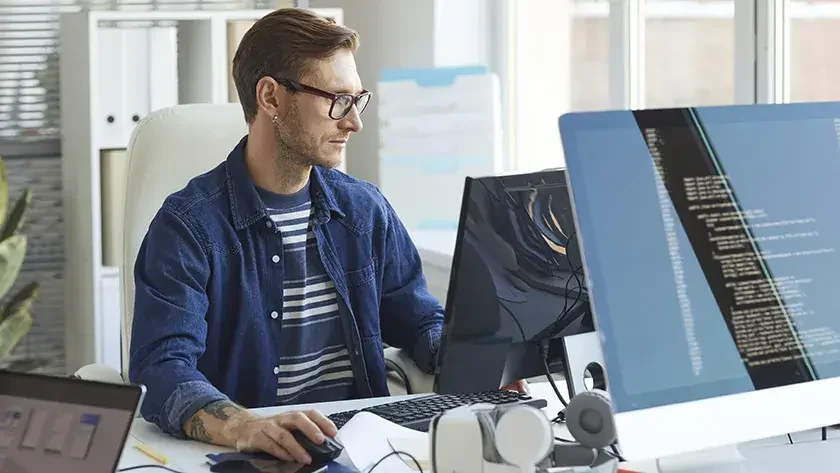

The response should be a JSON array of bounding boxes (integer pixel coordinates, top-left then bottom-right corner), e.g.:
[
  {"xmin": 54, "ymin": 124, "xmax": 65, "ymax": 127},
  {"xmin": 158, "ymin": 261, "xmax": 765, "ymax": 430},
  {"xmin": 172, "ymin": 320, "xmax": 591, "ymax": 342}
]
[{"xmin": 0, "ymin": 156, "xmax": 45, "ymax": 373}]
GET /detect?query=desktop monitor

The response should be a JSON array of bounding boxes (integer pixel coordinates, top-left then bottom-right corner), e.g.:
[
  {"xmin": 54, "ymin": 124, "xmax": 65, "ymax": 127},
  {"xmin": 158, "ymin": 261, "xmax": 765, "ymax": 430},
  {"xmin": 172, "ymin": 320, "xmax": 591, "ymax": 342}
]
[
  {"xmin": 0, "ymin": 370, "xmax": 145, "ymax": 473},
  {"xmin": 558, "ymin": 102, "xmax": 840, "ymax": 462},
  {"xmin": 433, "ymin": 169, "xmax": 593, "ymax": 394}
]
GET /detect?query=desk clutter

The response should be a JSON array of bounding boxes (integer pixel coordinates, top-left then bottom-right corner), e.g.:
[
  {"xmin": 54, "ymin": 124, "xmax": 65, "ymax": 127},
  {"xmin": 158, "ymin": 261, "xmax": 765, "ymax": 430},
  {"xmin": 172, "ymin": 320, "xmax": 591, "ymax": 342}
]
[{"xmin": 202, "ymin": 400, "xmax": 617, "ymax": 473}]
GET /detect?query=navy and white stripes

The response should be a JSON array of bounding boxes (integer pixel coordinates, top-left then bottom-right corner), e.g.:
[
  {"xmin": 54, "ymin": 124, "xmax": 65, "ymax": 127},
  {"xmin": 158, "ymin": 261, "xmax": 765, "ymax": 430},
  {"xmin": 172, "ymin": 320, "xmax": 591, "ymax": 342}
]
[{"xmin": 258, "ymin": 183, "xmax": 354, "ymax": 405}]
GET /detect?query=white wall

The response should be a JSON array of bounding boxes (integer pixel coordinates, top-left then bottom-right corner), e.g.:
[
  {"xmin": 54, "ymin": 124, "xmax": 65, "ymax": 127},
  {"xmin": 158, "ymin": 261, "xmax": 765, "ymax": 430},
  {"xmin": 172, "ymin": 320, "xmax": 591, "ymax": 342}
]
[{"xmin": 309, "ymin": 0, "xmax": 501, "ymax": 185}]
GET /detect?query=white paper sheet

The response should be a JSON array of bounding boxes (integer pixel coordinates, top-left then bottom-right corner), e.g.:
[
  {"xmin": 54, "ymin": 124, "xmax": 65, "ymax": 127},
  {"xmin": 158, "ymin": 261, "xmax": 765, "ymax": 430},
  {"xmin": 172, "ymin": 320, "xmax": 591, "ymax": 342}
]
[{"xmin": 334, "ymin": 412, "xmax": 430, "ymax": 473}]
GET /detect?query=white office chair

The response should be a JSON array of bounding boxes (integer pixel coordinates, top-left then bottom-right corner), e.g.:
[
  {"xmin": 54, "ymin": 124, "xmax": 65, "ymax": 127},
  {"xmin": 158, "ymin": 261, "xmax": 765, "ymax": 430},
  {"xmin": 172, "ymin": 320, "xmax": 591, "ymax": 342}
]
[{"xmin": 73, "ymin": 103, "xmax": 433, "ymax": 395}]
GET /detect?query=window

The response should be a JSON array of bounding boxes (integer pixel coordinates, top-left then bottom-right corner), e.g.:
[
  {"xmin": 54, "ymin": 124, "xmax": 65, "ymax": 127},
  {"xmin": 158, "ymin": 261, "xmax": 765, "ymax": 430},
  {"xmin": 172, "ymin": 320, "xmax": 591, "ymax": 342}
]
[
  {"xmin": 644, "ymin": 0, "xmax": 735, "ymax": 108},
  {"xmin": 788, "ymin": 0, "xmax": 840, "ymax": 103},
  {"xmin": 508, "ymin": 0, "xmax": 746, "ymax": 172},
  {"xmin": 569, "ymin": 1, "xmax": 610, "ymax": 112},
  {"xmin": 509, "ymin": 0, "xmax": 611, "ymax": 172},
  {"xmin": 0, "ymin": 0, "xmax": 275, "ymax": 154}
]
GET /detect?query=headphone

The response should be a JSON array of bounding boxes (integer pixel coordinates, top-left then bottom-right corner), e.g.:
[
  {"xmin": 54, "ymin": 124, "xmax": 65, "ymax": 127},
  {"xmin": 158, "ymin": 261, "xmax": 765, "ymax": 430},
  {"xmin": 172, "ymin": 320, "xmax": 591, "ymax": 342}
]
[
  {"xmin": 491, "ymin": 389, "xmax": 617, "ymax": 470},
  {"xmin": 564, "ymin": 388, "xmax": 617, "ymax": 449}
]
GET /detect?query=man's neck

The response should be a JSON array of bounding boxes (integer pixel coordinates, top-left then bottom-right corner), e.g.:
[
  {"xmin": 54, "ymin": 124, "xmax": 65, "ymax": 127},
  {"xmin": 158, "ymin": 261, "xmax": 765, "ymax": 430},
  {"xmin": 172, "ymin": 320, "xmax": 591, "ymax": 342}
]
[{"xmin": 244, "ymin": 132, "xmax": 311, "ymax": 195}]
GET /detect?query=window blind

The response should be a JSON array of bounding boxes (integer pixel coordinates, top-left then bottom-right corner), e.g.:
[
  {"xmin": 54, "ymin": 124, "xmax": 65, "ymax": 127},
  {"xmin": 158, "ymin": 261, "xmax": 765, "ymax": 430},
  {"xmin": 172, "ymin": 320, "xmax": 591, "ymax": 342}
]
[{"xmin": 0, "ymin": 0, "xmax": 277, "ymax": 150}]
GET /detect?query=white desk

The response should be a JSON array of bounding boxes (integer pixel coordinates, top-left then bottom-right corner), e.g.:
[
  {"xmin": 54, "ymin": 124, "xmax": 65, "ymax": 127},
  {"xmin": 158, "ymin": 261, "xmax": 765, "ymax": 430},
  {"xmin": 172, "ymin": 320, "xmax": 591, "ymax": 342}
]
[
  {"xmin": 118, "ymin": 382, "xmax": 840, "ymax": 473},
  {"xmin": 120, "ymin": 395, "xmax": 419, "ymax": 473}
]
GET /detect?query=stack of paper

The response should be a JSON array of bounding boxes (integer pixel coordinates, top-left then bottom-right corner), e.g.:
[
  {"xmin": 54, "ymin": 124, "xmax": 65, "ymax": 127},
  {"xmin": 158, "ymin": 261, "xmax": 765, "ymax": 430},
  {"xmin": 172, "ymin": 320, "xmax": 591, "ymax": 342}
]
[{"xmin": 334, "ymin": 412, "xmax": 430, "ymax": 473}]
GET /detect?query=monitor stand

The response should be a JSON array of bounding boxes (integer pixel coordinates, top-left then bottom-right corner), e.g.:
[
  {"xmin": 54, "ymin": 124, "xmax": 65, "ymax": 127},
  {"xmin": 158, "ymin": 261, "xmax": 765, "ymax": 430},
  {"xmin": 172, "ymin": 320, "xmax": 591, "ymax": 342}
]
[{"xmin": 655, "ymin": 445, "xmax": 746, "ymax": 473}]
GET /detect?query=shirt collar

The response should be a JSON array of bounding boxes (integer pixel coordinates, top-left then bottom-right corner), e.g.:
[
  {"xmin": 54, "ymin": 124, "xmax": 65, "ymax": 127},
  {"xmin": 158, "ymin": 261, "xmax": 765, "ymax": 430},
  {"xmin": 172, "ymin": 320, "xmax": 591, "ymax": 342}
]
[{"xmin": 225, "ymin": 135, "xmax": 344, "ymax": 230}]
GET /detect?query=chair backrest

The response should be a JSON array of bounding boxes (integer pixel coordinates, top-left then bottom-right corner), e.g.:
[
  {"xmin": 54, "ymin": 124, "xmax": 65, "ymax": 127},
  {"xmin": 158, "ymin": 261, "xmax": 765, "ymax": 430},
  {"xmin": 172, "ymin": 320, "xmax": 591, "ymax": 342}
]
[{"xmin": 121, "ymin": 103, "xmax": 247, "ymax": 377}]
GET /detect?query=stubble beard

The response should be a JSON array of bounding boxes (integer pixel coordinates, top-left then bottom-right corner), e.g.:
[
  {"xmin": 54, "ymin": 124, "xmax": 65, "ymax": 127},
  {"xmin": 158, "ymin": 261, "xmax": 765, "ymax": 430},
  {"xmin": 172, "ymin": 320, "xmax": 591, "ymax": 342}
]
[{"xmin": 273, "ymin": 106, "xmax": 340, "ymax": 172}]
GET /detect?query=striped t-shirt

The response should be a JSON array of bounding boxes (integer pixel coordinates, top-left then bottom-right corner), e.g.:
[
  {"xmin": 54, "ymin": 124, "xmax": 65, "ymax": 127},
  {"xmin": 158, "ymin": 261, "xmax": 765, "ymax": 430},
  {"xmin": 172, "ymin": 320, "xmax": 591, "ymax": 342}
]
[{"xmin": 257, "ymin": 183, "xmax": 355, "ymax": 405}]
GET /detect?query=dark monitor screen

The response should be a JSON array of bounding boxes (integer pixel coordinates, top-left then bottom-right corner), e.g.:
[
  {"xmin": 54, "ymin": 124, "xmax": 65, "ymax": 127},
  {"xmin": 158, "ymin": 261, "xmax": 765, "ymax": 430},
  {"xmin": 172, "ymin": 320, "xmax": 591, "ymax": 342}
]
[
  {"xmin": 0, "ymin": 371, "xmax": 144, "ymax": 473},
  {"xmin": 559, "ymin": 103, "xmax": 840, "ymax": 414},
  {"xmin": 434, "ymin": 170, "xmax": 593, "ymax": 394}
]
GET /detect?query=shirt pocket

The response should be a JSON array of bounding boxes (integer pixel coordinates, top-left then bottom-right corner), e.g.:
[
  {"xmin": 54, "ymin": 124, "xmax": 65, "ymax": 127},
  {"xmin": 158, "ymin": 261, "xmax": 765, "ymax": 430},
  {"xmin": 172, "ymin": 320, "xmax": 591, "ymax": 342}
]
[
  {"xmin": 345, "ymin": 260, "xmax": 376, "ymax": 288},
  {"xmin": 344, "ymin": 260, "xmax": 380, "ymax": 337}
]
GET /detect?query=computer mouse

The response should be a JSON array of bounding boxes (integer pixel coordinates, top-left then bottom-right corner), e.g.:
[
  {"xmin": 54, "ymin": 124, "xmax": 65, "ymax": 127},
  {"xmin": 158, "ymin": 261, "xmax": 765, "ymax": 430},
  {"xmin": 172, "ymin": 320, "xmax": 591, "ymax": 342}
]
[{"xmin": 292, "ymin": 430, "xmax": 344, "ymax": 464}]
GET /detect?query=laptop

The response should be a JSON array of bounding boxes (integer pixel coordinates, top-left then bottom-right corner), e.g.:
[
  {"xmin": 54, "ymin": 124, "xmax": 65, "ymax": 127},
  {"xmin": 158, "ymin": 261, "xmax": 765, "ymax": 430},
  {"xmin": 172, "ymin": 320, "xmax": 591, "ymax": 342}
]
[{"xmin": 0, "ymin": 370, "xmax": 145, "ymax": 473}]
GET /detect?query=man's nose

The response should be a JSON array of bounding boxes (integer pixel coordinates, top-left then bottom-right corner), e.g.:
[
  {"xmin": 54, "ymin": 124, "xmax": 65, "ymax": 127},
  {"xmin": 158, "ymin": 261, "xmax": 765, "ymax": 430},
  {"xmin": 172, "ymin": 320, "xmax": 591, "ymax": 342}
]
[{"xmin": 339, "ymin": 105, "xmax": 363, "ymax": 133}]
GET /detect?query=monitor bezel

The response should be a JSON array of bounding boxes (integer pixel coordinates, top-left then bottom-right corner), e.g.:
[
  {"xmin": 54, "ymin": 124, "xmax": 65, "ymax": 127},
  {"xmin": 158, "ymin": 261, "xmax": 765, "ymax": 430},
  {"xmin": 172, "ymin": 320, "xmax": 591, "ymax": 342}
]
[
  {"xmin": 557, "ymin": 102, "xmax": 840, "ymax": 461},
  {"xmin": 0, "ymin": 369, "xmax": 146, "ymax": 473}
]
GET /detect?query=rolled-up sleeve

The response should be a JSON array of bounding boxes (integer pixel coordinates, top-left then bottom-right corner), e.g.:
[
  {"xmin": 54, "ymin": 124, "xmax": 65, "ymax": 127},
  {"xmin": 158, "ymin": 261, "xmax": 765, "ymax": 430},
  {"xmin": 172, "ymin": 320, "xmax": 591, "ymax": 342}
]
[{"xmin": 129, "ymin": 206, "xmax": 229, "ymax": 437}]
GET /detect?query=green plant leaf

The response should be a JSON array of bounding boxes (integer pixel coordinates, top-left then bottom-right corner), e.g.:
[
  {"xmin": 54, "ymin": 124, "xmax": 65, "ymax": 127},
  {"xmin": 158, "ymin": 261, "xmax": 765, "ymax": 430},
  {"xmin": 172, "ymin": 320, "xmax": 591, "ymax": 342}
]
[
  {"xmin": 0, "ymin": 308, "xmax": 32, "ymax": 358},
  {"xmin": 0, "ymin": 157, "xmax": 8, "ymax": 231},
  {"xmin": 0, "ymin": 189, "xmax": 30, "ymax": 241},
  {"xmin": 0, "ymin": 282, "xmax": 38, "ymax": 325},
  {"xmin": 0, "ymin": 235, "xmax": 26, "ymax": 302}
]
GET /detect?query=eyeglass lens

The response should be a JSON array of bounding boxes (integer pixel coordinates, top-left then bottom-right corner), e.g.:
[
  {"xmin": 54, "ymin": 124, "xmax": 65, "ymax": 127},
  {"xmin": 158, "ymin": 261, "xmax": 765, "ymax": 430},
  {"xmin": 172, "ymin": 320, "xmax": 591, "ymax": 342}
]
[{"xmin": 332, "ymin": 94, "xmax": 371, "ymax": 119}]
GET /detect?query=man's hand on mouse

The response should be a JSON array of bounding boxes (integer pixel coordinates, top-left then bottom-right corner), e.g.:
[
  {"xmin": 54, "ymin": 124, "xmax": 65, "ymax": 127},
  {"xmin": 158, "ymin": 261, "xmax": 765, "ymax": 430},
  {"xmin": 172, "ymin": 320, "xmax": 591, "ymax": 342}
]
[{"xmin": 227, "ymin": 410, "xmax": 336, "ymax": 464}]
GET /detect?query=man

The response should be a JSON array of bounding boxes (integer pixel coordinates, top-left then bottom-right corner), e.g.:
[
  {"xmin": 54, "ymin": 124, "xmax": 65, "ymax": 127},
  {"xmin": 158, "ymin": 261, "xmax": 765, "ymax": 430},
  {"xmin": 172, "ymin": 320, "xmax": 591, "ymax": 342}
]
[{"xmin": 129, "ymin": 8, "xmax": 524, "ymax": 465}]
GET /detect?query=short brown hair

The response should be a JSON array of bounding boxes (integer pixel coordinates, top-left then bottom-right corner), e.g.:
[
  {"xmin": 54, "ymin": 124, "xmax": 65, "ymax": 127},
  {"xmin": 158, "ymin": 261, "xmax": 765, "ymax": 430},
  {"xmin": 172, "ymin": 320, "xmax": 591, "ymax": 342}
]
[{"xmin": 232, "ymin": 8, "xmax": 360, "ymax": 123}]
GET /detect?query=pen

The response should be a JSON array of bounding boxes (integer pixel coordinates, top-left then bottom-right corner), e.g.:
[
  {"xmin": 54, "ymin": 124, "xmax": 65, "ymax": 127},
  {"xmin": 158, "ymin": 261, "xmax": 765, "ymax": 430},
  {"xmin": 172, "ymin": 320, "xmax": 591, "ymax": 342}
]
[{"xmin": 133, "ymin": 442, "xmax": 169, "ymax": 464}]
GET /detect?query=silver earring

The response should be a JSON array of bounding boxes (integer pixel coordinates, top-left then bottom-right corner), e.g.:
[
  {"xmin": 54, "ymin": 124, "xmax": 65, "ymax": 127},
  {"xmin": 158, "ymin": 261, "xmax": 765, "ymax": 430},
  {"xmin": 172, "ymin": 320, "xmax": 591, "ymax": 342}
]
[{"xmin": 271, "ymin": 114, "xmax": 278, "ymax": 124}]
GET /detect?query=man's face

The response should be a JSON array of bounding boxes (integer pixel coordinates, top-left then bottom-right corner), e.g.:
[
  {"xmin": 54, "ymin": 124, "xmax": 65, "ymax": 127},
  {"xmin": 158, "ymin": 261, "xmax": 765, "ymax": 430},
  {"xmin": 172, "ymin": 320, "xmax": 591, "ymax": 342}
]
[{"xmin": 275, "ymin": 49, "xmax": 364, "ymax": 169}]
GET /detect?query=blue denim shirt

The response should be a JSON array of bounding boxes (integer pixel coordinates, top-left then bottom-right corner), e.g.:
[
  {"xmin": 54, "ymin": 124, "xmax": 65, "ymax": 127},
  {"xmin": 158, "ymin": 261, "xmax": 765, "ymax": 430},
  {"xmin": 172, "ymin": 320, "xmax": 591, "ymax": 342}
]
[{"xmin": 129, "ymin": 136, "xmax": 444, "ymax": 437}]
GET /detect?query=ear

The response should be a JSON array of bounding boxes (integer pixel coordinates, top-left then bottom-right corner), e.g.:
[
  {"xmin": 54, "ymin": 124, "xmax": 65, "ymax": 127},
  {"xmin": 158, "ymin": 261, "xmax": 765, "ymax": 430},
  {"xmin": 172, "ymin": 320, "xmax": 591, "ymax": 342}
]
[{"xmin": 255, "ymin": 77, "xmax": 284, "ymax": 120}]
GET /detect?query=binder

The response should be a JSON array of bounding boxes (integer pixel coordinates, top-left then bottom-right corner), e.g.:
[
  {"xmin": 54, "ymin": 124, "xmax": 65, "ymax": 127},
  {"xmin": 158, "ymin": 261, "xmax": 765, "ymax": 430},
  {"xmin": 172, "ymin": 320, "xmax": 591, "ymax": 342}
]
[
  {"xmin": 227, "ymin": 20, "xmax": 255, "ymax": 102},
  {"xmin": 95, "ymin": 26, "xmax": 178, "ymax": 149},
  {"xmin": 101, "ymin": 149, "xmax": 127, "ymax": 267},
  {"xmin": 96, "ymin": 28, "xmax": 125, "ymax": 149},
  {"xmin": 378, "ymin": 66, "xmax": 504, "ymax": 233}
]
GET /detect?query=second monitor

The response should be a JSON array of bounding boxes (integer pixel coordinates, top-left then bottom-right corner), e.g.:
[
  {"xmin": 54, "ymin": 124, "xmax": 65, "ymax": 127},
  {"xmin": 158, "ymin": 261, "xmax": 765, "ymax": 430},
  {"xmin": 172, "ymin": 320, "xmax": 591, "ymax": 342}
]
[{"xmin": 434, "ymin": 169, "xmax": 594, "ymax": 394}]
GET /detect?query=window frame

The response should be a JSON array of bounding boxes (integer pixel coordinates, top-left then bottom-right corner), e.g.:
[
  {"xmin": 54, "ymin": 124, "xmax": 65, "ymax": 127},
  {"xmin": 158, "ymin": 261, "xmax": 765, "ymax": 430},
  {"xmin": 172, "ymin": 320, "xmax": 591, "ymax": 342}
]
[{"xmin": 504, "ymin": 0, "xmax": 834, "ymax": 172}]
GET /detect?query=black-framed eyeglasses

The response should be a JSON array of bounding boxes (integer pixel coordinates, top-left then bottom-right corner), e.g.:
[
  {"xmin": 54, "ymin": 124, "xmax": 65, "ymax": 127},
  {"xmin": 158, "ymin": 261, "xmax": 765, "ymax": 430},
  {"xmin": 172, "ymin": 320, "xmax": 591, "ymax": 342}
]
[{"xmin": 274, "ymin": 77, "xmax": 372, "ymax": 120}]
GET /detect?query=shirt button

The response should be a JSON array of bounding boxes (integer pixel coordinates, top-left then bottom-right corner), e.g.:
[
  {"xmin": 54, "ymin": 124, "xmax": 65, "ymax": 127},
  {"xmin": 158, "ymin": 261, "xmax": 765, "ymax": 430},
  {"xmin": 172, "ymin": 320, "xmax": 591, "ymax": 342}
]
[
  {"xmin": 272, "ymin": 255, "xmax": 280, "ymax": 263},
  {"xmin": 270, "ymin": 311, "xmax": 279, "ymax": 319},
  {"xmin": 265, "ymin": 220, "xmax": 273, "ymax": 228},
  {"xmin": 273, "ymin": 367, "xmax": 280, "ymax": 375}
]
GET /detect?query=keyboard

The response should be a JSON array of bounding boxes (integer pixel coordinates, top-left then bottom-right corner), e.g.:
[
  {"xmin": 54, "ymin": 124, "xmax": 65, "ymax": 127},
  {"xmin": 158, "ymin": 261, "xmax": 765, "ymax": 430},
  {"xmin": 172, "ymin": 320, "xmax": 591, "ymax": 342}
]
[{"xmin": 327, "ymin": 390, "xmax": 547, "ymax": 432}]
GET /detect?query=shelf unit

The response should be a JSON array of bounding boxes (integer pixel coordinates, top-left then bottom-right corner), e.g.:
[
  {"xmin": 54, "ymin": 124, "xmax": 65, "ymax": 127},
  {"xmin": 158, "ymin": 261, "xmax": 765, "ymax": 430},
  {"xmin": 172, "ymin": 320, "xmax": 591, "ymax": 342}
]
[{"xmin": 60, "ymin": 7, "xmax": 345, "ymax": 374}]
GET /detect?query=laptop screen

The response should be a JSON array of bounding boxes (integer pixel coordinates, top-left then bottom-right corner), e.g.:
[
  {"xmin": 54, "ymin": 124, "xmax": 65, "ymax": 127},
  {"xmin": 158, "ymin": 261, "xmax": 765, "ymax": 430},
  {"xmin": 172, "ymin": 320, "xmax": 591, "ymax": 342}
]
[{"xmin": 0, "ymin": 371, "xmax": 144, "ymax": 473}]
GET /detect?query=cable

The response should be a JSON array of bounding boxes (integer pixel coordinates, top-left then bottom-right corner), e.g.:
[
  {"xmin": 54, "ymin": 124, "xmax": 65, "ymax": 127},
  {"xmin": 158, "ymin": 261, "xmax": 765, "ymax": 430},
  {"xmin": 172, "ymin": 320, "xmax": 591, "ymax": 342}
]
[
  {"xmin": 608, "ymin": 444, "xmax": 625, "ymax": 463},
  {"xmin": 539, "ymin": 340, "xmax": 568, "ymax": 409},
  {"xmin": 366, "ymin": 450, "xmax": 422, "ymax": 473},
  {"xmin": 118, "ymin": 465, "xmax": 182, "ymax": 472},
  {"xmin": 384, "ymin": 358, "xmax": 413, "ymax": 394}
]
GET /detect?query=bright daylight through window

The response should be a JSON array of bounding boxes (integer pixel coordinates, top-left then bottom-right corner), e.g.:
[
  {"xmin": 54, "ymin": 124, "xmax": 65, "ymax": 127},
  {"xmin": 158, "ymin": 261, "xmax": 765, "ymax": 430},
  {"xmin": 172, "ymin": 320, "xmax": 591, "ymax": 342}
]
[{"xmin": 509, "ymin": 0, "xmax": 840, "ymax": 173}]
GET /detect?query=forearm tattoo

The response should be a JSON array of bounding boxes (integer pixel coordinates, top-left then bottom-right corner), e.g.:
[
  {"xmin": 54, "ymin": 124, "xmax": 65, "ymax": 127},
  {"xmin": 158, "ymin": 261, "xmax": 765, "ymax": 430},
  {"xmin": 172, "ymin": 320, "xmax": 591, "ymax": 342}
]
[{"xmin": 185, "ymin": 400, "xmax": 246, "ymax": 443}]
